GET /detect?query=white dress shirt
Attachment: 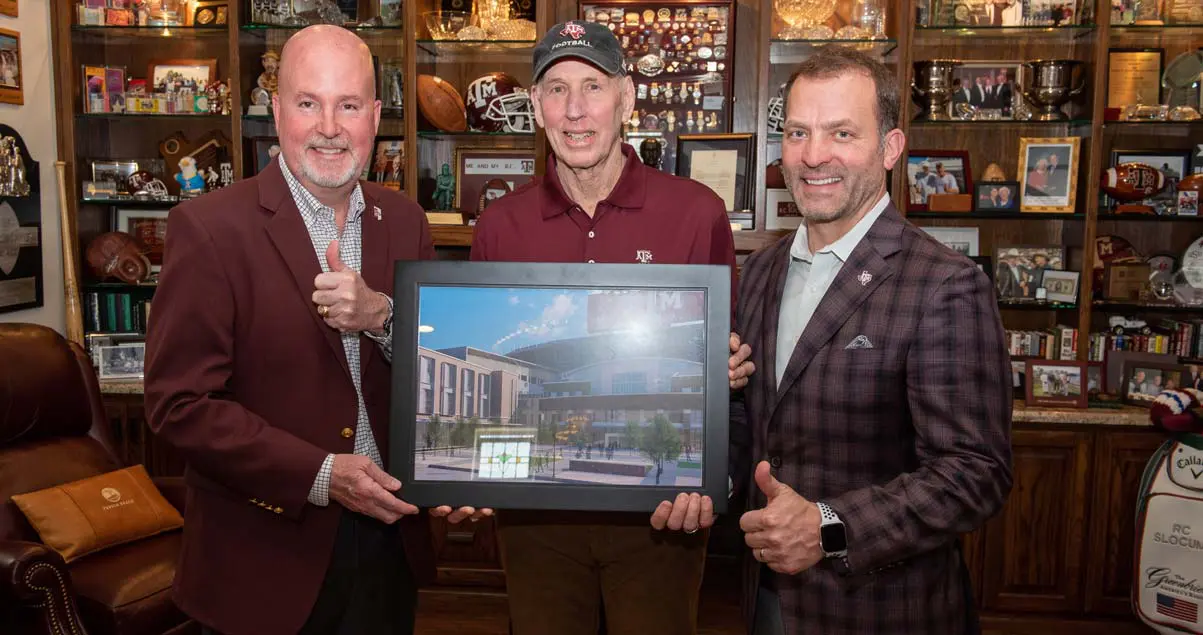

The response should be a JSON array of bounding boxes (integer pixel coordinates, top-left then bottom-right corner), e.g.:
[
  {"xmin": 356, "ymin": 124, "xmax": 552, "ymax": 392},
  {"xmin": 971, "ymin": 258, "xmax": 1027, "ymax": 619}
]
[{"xmin": 775, "ymin": 193, "xmax": 890, "ymax": 388}]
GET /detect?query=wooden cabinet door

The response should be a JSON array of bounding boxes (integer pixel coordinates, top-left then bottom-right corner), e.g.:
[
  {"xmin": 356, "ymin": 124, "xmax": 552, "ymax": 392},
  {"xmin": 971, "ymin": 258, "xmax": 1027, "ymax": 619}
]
[
  {"xmin": 429, "ymin": 515, "xmax": 506, "ymax": 589},
  {"xmin": 1084, "ymin": 430, "xmax": 1166, "ymax": 616},
  {"xmin": 981, "ymin": 429, "xmax": 1092, "ymax": 613}
]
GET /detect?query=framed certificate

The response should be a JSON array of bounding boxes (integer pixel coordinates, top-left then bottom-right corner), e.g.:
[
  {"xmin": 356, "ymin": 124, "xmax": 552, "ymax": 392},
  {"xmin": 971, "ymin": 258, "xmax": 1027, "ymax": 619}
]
[
  {"xmin": 453, "ymin": 148, "xmax": 535, "ymax": 220},
  {"xmin": 388, "ymin": 261, "xmax": 731, "ymax": 513},
  {"xmin": 675, "ymin": 133, "xmax": 754, "ymax": 221},
  {"xmin": 1107, "ymin": 48, "xmax": 1164, "ymax": 109}
]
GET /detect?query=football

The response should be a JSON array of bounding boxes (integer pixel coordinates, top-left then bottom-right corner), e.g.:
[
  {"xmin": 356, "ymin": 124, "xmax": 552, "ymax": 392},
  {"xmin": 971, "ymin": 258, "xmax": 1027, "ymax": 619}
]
[
  {"xmin": 416, "ymin": 74, "xmax": 467, "ymax": 133},
  {"xmin": 1101, "ymin": 162, "xmax": 1166, "ymax": 201}
]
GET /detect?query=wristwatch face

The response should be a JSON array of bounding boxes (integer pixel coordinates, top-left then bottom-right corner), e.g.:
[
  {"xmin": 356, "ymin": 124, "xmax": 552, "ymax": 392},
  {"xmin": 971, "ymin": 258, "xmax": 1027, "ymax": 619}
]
[{"xmin": 820, "ymin": 523, "xmax": 848, "ymax": 554}]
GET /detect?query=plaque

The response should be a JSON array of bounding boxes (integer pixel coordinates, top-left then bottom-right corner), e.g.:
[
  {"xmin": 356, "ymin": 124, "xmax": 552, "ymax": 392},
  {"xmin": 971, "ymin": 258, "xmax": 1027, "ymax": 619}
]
[
  {"xmin": 1107, "ymin": 49, "xmax": 1163, "ymax": 109},
  {"xmin": 0, "ymin": 125, "xmax": 41, "ymax": 314}
]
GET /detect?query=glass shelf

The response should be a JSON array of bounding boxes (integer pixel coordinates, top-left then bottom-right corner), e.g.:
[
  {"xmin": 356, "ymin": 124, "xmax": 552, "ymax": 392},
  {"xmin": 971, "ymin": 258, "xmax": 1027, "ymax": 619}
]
[
  {"xmin": 76, "ymin": 113, "xmax": 230, "ymax": 121},
  {"xmin": 1093, "ymin": 301, "xmax": 1203, "ymax": 313},
  {"xmin": 769, "ymin": 39, "xmax": 897, "ymax": 64},
  {"xmin": 999, "ymin": 300, "xmax": 1079, "ymax": 310},
  {"xmin": 1104, "ymin": 120, "xmax": 1203, "ymax": 127},
  {"xmin": 83, "ymin": 282, "xmax": 158, "ymax": 291},
  {"xmin": 1111, "ymin": 23, "xmax": 1203, "ymax": 37},
  {"xmin": 71, "ymin": 25, "xmax": 227, "ymax": 39},
  {"xmin": 79, "ymin": 198, "xmax": 178, "ymax": 207},
  {"xmin": 909, "ymin": 211, "xmax": 1085, "ymax": 220},
  {"xmin": 913, "ymin": 24, "xmax": 1096, "ymax": 39},
  {"xmin": 415, "ymin": 39, "xmax": 535, "ymax": 62},
  {"xmin": 240, "ymin": 23, "xmax": 404, "ymax": 32},
  {"xmin": 417, "ymin": 130, "xmax": 534, "ymax": 139},
  {"xmin": 909, "ymin": 118, "xmax": 1093, "ymax": 127},
  {"xmin": 1097, "ymin": 213, "xmax": 1203, "ymax": 221}
]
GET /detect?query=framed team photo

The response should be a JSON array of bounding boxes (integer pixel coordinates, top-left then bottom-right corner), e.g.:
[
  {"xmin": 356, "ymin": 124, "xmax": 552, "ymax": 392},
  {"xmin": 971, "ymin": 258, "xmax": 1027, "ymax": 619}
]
[{"xmin": 389, "ymin": 261, "xmax": 731, "ymax": 513}]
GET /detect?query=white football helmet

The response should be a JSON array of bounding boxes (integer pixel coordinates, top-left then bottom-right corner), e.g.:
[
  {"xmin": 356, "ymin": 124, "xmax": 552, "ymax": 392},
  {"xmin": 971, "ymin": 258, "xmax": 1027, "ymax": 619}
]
[{"xmin": 767, "ymin": 83, "xmax": 786, "ymax": 133}]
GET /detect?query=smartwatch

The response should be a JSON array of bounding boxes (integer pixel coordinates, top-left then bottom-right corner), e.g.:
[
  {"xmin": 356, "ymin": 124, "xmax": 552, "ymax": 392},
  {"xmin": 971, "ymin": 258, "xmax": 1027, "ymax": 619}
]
[{"xmin": 816, "ymin": 502, "xmax": 848, "ymax": 560}]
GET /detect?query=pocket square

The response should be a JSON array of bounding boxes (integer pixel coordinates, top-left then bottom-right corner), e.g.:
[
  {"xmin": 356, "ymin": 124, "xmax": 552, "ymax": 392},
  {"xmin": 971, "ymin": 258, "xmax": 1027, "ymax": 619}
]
[{"xmin": 844, "ymin": 335, "xmax": 874, "ymax": 350}]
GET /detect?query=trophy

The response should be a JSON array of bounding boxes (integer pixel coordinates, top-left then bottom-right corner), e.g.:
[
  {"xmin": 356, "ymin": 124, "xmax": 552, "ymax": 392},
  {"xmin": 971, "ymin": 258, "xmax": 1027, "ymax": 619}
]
[
  {"xmin": 911, "ymin": 60, "xmax": 961, "ymax": 121},
  {"xmin": 1021, "ymin": 60, "xmax": 1085, "ymax": 121}
]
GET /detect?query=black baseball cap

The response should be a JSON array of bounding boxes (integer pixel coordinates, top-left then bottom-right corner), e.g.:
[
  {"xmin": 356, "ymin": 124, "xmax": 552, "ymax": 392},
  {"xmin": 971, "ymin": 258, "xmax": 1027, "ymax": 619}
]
[{"xmin": 532, "ymin": 20, "xmax": 626, "ymax": 82}]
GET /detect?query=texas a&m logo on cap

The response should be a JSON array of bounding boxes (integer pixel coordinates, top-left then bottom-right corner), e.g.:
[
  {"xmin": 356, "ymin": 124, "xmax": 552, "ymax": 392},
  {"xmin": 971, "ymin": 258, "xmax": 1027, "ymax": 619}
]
[{"xmin": 560, "ymin": 21, "xmax": 586, "ymax": 39}]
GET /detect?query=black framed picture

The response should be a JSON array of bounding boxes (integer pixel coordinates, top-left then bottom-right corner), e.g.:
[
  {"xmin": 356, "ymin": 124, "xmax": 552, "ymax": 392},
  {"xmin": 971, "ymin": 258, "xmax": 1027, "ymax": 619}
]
[
  {"xmin": 389, "ymin": 261, "xmax": 731, "ymax": 513},
  {"xmin": 249, "ymin": 136, "xmax": 280, "ymax": 175},
  {"xmin": 974, "ymin": 181, "xmax": 1020, "ymax": 212},
  {"xmin": 675, "ymin": 133, "xmax": 754, "ymax": 219}
]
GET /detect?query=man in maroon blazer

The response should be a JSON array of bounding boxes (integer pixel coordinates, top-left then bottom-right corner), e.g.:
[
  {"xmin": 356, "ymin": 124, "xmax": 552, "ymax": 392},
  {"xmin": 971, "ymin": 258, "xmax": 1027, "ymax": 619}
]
[
  {"xmin": 144, "ymin": 26, "xmax": 482, "ymax": 635},
  {"xmin": 730, "ymin": 46, "xmax": 1013, "ymax": 634}
]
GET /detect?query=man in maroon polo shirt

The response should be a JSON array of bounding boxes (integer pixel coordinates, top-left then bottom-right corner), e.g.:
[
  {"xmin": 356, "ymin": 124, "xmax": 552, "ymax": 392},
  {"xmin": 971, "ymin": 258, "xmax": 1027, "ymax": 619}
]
[{"xmin": 470, "ymin": 19, "xmax": 750, "ymax": 635}]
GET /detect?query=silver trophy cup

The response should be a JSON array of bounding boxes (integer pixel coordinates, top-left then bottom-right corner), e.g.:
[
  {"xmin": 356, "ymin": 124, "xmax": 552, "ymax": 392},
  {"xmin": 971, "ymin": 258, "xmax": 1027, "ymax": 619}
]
[
  {"xmin": 911, "ymin": 60, "xmax": 962, "ymax": 121},
  {"xmin": 1021, "ymin": 60, "xmax": 1085, "ymax": 121}
]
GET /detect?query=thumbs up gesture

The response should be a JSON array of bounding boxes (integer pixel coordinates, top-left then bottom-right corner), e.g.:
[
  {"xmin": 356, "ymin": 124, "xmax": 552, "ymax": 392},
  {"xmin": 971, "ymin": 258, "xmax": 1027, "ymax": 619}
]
[
  {"xmin": 738, "ymin": 460, "xmax": 824, "ymax": 575},
  {"xmin": 313, "ymin": 239, "xmax": 390, "ymax": 334}
]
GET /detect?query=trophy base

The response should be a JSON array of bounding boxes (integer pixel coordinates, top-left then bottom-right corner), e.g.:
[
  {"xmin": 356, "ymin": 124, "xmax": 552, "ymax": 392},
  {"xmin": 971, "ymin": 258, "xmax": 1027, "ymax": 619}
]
[
  {"xmin": 1030, "ymin": 108, "xmax": 1069, "ymax": 121},
  {"xmin": 913, "ymin": 108, "xmax": 954, "ymax": 122},
  {"xmin": 247, "ymin": 105, "xmax": 269, "ymax": 116}
]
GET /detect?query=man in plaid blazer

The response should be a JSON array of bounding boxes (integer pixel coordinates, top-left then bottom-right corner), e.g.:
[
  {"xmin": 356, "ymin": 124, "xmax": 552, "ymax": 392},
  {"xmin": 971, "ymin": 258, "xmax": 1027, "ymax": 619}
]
[{"xmin": 729, "ymin": 46, "xmax": 1013, "ymax": 635}]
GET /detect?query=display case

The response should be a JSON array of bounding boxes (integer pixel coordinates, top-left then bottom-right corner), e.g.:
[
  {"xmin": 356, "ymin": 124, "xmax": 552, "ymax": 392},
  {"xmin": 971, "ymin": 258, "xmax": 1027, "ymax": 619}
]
[{"xmin": 579, "ymin": 0, "xmax": 735, "ymax": 184}]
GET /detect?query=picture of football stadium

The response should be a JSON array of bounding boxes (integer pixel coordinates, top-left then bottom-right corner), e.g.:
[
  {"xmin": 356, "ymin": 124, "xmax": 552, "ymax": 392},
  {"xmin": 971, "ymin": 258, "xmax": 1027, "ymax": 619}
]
[{"xmin": 412, "ymin": 286, "xmax": 708, "ymax": 487}]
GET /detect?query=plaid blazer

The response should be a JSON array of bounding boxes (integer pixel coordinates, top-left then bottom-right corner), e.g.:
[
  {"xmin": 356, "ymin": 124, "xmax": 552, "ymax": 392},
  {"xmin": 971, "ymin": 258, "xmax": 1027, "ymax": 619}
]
[{"xmin": 729, "ymin": 203, "xmax": 1013, "ymax": 635}]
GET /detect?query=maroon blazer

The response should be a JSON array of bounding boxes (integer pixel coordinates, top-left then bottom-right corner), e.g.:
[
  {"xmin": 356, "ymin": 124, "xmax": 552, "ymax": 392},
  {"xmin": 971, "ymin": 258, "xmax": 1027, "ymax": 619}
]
[
  {"xmin": 144, "ymin": 160, "xmax": 437, "ymax": 635},
  {"xmin": 730, "ymin": 203, "xmax": 1013, "ymax": 634}
]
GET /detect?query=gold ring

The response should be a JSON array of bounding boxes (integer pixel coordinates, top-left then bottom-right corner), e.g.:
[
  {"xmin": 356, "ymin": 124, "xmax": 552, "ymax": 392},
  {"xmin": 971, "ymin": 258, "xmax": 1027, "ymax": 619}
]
[
  {"xmin": 317, "ymin": 305, "xmax": 329, "ymax": 317},
  {"xmin": 685, "ymin": 527, "xmax": 698, "ymax": 534}
]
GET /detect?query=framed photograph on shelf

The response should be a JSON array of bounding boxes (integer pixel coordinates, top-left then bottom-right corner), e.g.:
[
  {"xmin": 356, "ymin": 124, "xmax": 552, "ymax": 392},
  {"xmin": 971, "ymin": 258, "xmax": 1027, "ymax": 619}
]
[
  {"xmin": 389, "ymin": 260, "xmax": 731, "ymax": 513},
  {"xmin": 1106, "ymin": 351, "xmax": 1177, "ymax": 398},
  {"xmin": 115, "ymin": 209, "xmax": 170, "ymax": 273},
  {"xmin": 921, "ymin": 226, "xmax": 979, "ymax": 256},
  {"xmin": 453, "ymin": 148, "xmax": 536, "ymax": 219},
  {"xmin": 974, "ymin": 181, "xmax": 1020, "ymax": 212},
  {"xmin": 994, "ymin": 245, "xmax": 1065, "ymax": 300},
  {"xmin": 249, "ymin": 137, "xmax": 280, "ymax": 175},
  {"xmin": 0, "ymin": 28, "xmax": 22, "ymax": 105},
  {"xmin": 191, "ymin": 1, "xmax": 228, "ymax": 25},
  {"xmin": 97, "ymin": 342, "xmax": 146, "ymax": 380},
  {"xmin": 147, "ymin": 58, "xmax": 217, "ymax": 93},
  {"xmin": 1018, "ymin": 137, "xmax": 1080, "ymax": 213},
  {"xmin": 91, "ymin": 159, "xmax": 139, "ymax": 192},
  {"xmin": 1025, "ymin": 360, "xmax": 1088, "ymax": 409},
  {"xmin": 368, "ymin": 136, "xmax": 404, "ymax": 191},
  {"xmin": 1110, "ymin": 148, "xmax": 1192, "ymax": 213},
  {"xmin": 764, "ymin": 188, "xmax": 801, "ymax": 231},
  {"xmin": 1123, "ymin": 361, "xmax": 1190, "ymax": 406},
  {"xmin": 906, "ymin": 150, "xmax": 970, "ymax": 212},
  {"xmin": 1040, "ymin": 270, "xmax": 1080, "ymax": 304},
  {"xmin": 676, "ymin": 133, "xmax": 755, "ymax": 221},
  {"xmin": 1087, "ymin": 361, "xmax": 1105, "ymax": 395},
  {"xmin": 950, "ymin": 62, "xmax": 1023, "ymax": 120},
  {"xmin": 1106, "ymin": 48, "xmax": 1164, "ymax": 110}
]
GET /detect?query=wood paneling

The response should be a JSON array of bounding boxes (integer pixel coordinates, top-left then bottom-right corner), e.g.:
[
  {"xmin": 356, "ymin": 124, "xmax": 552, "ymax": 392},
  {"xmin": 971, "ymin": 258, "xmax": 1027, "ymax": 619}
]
[
  {"xmin": 1084, "ymin": 431, "xmax": 1165, "ymax": 615},
  {"xmin": 981, "ymin": 429, "xmax": 1092, "ymax": 613}
]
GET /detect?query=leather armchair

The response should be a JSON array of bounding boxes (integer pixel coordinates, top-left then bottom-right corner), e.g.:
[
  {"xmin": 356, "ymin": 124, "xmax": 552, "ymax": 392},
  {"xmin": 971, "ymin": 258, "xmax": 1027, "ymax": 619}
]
[{"xmin": 0, "ymin": 323, "xmax": 196, "ymax": 635}]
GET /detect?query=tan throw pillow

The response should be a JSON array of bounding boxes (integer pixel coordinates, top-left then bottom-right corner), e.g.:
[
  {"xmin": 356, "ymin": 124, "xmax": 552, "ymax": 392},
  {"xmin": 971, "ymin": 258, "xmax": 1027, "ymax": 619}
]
[{"xmin": 11, "ymin": 464, "xmax": 183, "ymax": 562}]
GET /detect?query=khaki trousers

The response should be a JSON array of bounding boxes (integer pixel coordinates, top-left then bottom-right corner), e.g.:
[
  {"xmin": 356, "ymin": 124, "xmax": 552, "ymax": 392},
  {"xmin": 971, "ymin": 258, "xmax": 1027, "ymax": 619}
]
[{"xmin": 498, "ymin": 514, "xmax": 708, "ymax": 635}]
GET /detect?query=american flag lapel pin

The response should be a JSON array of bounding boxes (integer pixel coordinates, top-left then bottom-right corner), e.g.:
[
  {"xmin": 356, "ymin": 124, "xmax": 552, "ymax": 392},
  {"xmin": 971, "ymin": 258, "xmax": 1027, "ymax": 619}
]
[{"xmin": 373, "ymin": 206, "xmax": 382, "ymax": 221}]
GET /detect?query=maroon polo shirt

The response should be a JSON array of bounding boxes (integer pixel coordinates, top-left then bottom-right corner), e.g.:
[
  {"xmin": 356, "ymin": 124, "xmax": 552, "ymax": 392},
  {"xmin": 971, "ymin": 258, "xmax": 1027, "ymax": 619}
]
[{"xmin": 470, "ymin": 143, "xmax": 737, "ymax": 305}]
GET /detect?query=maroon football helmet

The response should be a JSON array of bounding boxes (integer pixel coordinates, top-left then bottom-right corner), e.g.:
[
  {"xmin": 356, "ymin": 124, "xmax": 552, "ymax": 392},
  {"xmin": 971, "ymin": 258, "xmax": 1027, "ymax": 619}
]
[{"xmin": 464, "ymin": 72, "xmax": 534, "ymax": 133}]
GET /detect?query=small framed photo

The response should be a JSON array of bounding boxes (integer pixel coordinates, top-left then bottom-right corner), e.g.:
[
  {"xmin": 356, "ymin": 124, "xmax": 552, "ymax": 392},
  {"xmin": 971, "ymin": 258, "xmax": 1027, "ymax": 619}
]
[
  {"xmin": 191, "ymin": 1, "xmax": 228, "ymax": 25},
  {"xmin": 921, "ymin": 226, "xmax": 979, "ymax": 256},
  {"xmin": 368, "ymin": 136, "xmax": 404, "ymax": 191},
  {"xmin": 1010, "ymin": 358, "xmax": 1029, "ymax": 397},
  {"xmin": 676, "ymin": 133, "xmax": 755, "ymax": 217},
  {"xmin": 376, "ymin": 0, "xmax": 402, "ymax": 25},
  {"xmin": 97, "ymin": 342, "xmax": 146, "ymax": 380},
  {"xmin": 906, "ymin": 150, "xmax": 971, "ymax": 212},
  {"xmin": 1184, "ymin": 361, "xmax": 1203, "ymax": 391},
  {"xmin": 1019, "ymin": 137, "xmax": 1081, "ymax": 213},
  {"xmin": 148, "ymin": 58, "xmax": 217, "ymax": 93},
  {"xmin": 0, "ymin": 28, "xmax": 22, "ymax": 105},
  {"xmin": 950, "ymin": 62, "xmax": 1023, "ymax": 120},
  {"xmin": 1123, "ymin": 361, "xmax": 1190, "ymax": 406},
  {"xmin": 1087, "ymin": 361, "xmax": 1105, "ymax": 395},
  {"xmin": 1110, "ymin": 148, "xmax": 1192, "ymax": 213},
  {"xmin": 115, "ymin": 209, "xmax": 170, "ymax": 273},
  {"xmin": 1040, "ymin": 270, "xmax": 1080, "ymax": 304},
  {"xmin": 1106, "ymin": 351, "xmax": 1177, "ymax": 398},
  {"xmin": 250, "ymin": 137, "xmax": 280, "ymax": 175},
  {"xmin": 91, "ymin": 159, "xmax": 139, "ymax": 192},
  {"xmin": 974, "ymin": 181, "xmax": 1020, "ymax": 212},
  {"xmin": 994, "ymin": 245, "xmax": 1065, "ymax": 300},
  {"xmin": 1025, "ymin": 360, "xmax": 1088, "ymax": 409},
  {"xmin": 453, "ymin": 148, "xmax": 536, "ymax": 218},
  {"xmin": 765, "ymin": 188, "xmax": 801, "ymax": 231}
]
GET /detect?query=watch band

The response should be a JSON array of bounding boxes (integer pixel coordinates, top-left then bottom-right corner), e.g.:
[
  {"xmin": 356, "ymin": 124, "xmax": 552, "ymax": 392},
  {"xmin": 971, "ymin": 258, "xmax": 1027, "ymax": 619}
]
[{"xmin": 817, "ymin": 501, "xmax": 839, "ymax": 523}]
